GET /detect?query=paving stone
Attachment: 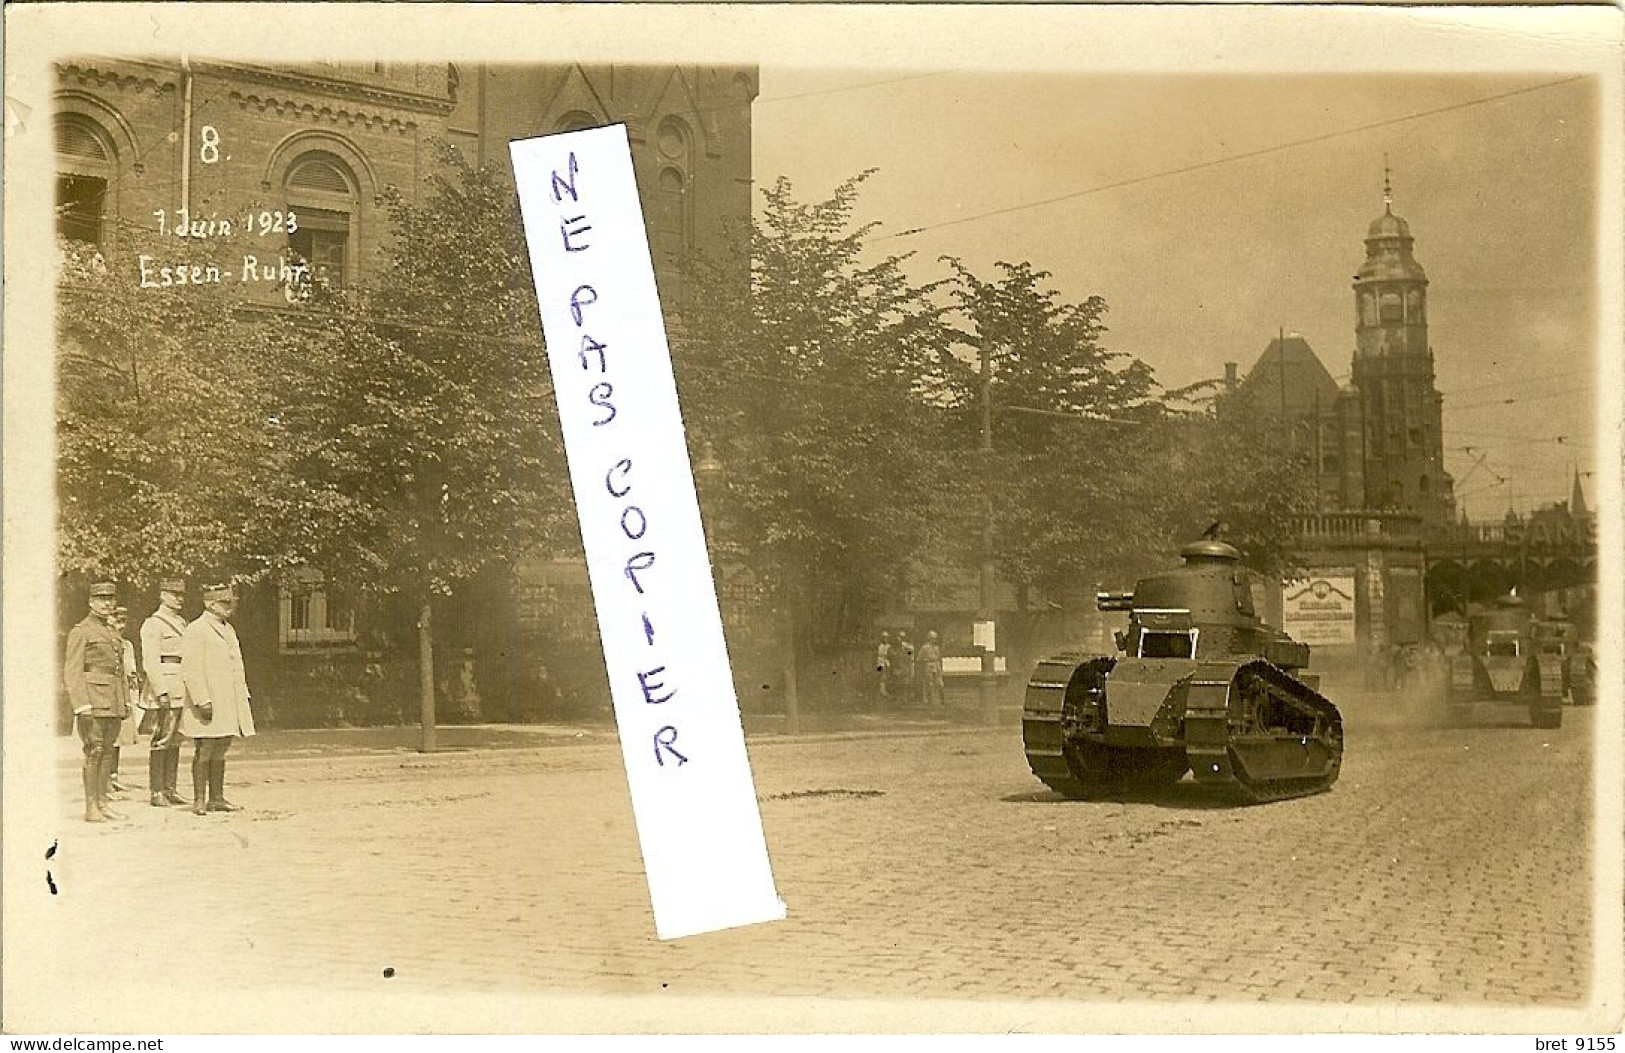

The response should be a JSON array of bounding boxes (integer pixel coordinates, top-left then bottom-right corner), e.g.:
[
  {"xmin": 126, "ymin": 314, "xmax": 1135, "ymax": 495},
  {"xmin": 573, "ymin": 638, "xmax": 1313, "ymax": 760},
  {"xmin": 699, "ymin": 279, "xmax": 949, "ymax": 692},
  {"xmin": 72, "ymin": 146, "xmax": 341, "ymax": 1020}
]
[{"xmin": 18, "ymin": 706, "xmax": 1597, "ymax": 1029}]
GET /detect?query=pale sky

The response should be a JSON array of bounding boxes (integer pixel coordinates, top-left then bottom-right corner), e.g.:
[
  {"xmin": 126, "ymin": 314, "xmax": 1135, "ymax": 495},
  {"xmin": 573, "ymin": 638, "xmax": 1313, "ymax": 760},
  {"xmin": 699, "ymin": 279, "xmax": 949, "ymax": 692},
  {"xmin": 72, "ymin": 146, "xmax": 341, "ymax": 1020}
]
[{"xmin": 752, "ymin": 70, "xmax": 1602, "ymax": 522}]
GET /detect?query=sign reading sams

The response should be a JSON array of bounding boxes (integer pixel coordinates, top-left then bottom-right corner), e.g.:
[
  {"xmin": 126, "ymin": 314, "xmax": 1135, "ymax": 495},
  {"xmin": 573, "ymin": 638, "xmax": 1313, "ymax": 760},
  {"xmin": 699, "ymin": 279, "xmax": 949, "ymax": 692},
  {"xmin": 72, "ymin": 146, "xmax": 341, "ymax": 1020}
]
[{"xmin": 510, "ymin": 125, "xmax": 785, "ymax": 941}]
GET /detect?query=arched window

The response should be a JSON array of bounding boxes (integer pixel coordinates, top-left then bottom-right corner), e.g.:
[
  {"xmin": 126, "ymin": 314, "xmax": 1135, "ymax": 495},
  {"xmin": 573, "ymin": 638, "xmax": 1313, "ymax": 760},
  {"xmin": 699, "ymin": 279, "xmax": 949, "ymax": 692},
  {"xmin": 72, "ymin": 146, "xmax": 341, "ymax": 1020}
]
[
  {"xmin": 284, "ymin": 152, "xmax": 358, "ymax": 291},
  {"xmin": 55, "ymin": 114, "xmax": 117, "ymax": 246},
  {"xmin": 652, "ymin": 117, "xmax": 694, "ymax": 301},
  {"xmin": 555, "ymin": 110, "xmax": 600, "ymax": 133},
  {"xmin": 1379, "ymin": 291, "xmax": 1403, "ymax": 323}
]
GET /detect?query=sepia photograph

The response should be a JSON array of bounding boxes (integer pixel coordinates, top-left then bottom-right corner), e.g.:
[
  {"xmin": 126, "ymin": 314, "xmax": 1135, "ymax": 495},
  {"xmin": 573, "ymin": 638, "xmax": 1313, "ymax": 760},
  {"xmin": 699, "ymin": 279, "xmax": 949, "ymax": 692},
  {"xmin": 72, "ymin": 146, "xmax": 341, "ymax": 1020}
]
[{"xmin": 3, "ymin": 2, "xmax": 1621, "ymax": 1038}]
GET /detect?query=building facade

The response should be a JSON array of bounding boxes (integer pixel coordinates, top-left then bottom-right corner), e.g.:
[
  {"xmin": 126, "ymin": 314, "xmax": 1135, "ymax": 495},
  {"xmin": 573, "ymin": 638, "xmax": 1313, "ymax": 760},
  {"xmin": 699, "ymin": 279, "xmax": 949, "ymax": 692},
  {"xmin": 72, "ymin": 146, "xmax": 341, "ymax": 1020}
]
[
  {"xmin": 1225, "ymin": 188, "xmax": 1461, "ymax": 660},
  {"xmin": 1226, "ymin": 189, "xmax": 1456, "ymax": 530},
  {"xmin": 55, "ymin": 57, "xmax": 758, "ymax": 727}
]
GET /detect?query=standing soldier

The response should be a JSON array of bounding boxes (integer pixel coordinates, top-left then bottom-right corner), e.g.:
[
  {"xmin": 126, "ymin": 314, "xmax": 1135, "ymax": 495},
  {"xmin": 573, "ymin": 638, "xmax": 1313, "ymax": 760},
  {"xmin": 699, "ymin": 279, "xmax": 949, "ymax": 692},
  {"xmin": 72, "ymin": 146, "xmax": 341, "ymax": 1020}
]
[
  {"xmin": 140, "ymin": 578, "xmax": 191, "ymax": 807},
  {"xmin": 64, "ymin": 580, "xmax": 129, "ymax": 823},
  {"xmin": 918, "ymin": 630, "xmax": 945, "ymax": 707},
  {"xmin": 893, "ymin": 630, "xmax": 917, "ymax": 705},
  {"xmin": 108, "ymin": 605, "xmax": 140, "ymax": 797},
  {"xmin": 874, "ymin": 632, "xmax": 893, "ymax": 705},
  {"xmin": 180, "ymin": 582, "xmax": 256, "ymax": 815}
]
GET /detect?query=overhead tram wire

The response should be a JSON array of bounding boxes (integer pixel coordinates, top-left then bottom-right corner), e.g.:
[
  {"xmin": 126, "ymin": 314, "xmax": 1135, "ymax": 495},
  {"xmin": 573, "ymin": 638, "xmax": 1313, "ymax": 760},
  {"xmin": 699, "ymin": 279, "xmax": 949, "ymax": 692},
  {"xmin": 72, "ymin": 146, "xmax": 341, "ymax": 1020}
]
[
  {"xmin": 1445, "ymin": 384, "xmax": 1594, "ymax": 413},
  {"xmin": 1439, "ymin": 366, "xmax": 1594, "ymax": 398},
  {"xmin": 876, "ymin": 74, "xmax": 1587, "ymax": 243},
  {"xmin": 752, "ymin": 71, "xmax": 952, "ymax": 111},
  {"xmin": 1447, "ymin": 429, "xmax": 1591, "ymax": 448}
]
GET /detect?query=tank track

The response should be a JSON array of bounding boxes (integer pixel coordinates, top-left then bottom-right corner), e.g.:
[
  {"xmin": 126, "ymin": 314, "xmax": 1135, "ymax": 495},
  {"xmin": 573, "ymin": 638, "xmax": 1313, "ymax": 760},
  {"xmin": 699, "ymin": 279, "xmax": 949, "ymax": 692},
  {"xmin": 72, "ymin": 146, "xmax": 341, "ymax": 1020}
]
[
  {"xmin": 1023, "ymin": 654, "xmax": 1342, "ymax": 804},
  {"xmin": 1197, "ymin": 660, "xmax": 1343, "ymax": 804},
  {"xmin": 1021, "ymin": 653, "xmax": 1116, "ymax": 798}
]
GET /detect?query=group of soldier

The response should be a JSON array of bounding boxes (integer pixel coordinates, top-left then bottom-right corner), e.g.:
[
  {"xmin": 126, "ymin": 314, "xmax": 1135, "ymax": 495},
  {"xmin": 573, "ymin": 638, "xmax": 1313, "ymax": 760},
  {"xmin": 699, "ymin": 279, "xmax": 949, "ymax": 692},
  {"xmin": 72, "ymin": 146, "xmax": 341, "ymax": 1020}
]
[
  {"xmin": 874, "ymin": 629, "xmax": 945, "ymax": 707},
  {"xmin": 64, "ymin": 577, "xmax": 256, "ymax": 823}
]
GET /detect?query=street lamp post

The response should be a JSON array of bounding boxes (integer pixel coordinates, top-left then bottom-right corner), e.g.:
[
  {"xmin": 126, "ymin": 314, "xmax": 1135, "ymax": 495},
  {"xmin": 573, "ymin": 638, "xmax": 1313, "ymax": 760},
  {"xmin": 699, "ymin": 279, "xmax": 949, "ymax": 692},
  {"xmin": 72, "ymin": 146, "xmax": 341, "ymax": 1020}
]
[{"xmin": 978, "ymin": 339, "xmax": 1000, "ymax": 727}]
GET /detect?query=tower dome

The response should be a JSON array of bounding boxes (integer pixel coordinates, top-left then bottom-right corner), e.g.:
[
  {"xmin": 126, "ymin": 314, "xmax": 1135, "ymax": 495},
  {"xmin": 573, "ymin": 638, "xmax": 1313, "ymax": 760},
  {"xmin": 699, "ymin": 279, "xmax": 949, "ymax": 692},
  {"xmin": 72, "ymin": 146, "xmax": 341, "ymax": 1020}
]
[{"xmin": 1366, "ymin": 205, "xmax": 1411, "ymax": 240}]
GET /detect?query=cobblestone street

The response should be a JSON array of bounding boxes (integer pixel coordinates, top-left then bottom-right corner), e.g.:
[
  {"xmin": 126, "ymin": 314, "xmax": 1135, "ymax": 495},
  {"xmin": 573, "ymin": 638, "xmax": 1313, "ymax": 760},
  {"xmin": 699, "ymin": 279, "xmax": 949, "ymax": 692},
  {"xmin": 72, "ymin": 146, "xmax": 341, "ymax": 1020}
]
[{"xmin": 14, "ymin": 694, "xmax": 1607, "ymax": 1033}]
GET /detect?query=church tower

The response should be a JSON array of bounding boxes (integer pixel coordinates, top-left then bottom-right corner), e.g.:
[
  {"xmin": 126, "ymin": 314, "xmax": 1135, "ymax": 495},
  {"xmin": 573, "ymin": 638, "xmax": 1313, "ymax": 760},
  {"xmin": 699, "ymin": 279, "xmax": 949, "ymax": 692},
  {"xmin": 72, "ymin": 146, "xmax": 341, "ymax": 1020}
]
[{"xmin": 1350, "ymin": 169, "xmax": 1455, "ymax": 527}]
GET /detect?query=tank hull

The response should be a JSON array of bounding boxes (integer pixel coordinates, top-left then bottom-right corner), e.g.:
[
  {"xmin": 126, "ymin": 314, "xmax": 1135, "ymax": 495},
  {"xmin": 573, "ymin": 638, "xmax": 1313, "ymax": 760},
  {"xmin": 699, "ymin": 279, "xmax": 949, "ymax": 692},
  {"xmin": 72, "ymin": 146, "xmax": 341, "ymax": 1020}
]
[
  {"xmin": 1444, "ymin": 654, "xmax": 1563, "ymax": 728},
  {"xmin": 1023, "ymin": 653, "xmax": 1343, "ymax": 804}
]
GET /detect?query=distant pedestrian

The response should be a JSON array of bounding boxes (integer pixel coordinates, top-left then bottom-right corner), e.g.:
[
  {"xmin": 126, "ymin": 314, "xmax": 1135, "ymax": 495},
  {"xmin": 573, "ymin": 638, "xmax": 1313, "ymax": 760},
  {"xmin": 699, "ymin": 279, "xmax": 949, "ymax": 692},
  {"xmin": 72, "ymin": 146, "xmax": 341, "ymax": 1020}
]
[
  {"xmin": 64, "ymin": 580, "xmax": 129, "ymax": 822},
  {"xmin": 874, "ymin": 632, "xmax": 892, "ymax": 703},
  {"xmin": 180, "ymin": 582, "xmax": 256, "ymax": 815},
  {"xmin": 918, "ymin": 631, "xmax": 945, "ymax": 707},
  {"xmin": 892, "ymin": 631, "xmax": 916, "ymax": 704},
  {"xmin": 140, "ymin": 578, "xmax": 191, "ymax": 807}
]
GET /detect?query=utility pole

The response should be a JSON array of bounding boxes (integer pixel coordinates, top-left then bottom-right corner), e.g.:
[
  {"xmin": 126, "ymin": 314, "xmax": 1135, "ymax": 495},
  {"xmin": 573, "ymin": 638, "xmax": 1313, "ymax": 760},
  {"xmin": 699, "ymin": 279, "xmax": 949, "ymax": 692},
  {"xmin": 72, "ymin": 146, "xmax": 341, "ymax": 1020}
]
[
  {"xmin": 978, "ymin": 337, "xmax": 999, "ymax": 726},
  {"xmin": 418, "ymin": 599, "xmax": 437, "ymax": 753},
  {"xmin": 1313, "ymin": 390, "xmax": 1323, "ymax": 514}
]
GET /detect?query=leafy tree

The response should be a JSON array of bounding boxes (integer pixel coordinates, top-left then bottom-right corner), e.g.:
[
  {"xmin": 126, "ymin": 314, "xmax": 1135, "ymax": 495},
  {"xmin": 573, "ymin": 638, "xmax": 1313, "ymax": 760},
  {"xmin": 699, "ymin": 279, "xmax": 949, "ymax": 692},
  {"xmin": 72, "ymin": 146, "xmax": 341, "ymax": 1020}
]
[
  {"xmin": 932, "ymin": 258, "xmax": 1166, "ymax": 599},
  {"xmin": 1147, "ymin": 387, "xmax": 1319, "ymax": 578},
  {"xmin": 270, "ymin": 144, "xmax": 568, "ymax": 742},
  {"xmin": 682, "ymin": 171, "xmax": 956, "ymax": 688},
  {"xmin": 56, "ymin": 233, "xmax": 312, "ymax": 585}
]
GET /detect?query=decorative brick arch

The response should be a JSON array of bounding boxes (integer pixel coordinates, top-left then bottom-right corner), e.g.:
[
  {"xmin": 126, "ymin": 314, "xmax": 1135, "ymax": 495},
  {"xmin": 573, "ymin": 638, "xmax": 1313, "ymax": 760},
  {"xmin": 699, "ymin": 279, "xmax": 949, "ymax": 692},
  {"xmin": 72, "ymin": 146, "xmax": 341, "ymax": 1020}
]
[
  {"xmin": 261, "ymin": 129, "xmax": 379, "ymax": 201},
  {"xmin": 53, "ymin": 90, "xmax": 142, "ymax": 171},
  {"xmin": 262, "ymin": 132, "xmax": 377, "ymax": 291}
]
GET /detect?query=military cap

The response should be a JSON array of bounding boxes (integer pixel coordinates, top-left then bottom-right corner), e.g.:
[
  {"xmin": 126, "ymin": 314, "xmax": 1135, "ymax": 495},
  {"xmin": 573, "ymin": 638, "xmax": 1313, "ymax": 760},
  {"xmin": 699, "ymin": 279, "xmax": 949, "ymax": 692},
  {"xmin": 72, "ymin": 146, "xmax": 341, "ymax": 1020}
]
[
  {"xmin": 203, "ymin": 582, "xmax": 236, "ymax": 602},
  {"xmin": 88, "ymin": 581, "xmax": 118, "ymax": 598},
  {"xmin": 159, "ymin": 577, "xmax": 187, "ymax": 594}
]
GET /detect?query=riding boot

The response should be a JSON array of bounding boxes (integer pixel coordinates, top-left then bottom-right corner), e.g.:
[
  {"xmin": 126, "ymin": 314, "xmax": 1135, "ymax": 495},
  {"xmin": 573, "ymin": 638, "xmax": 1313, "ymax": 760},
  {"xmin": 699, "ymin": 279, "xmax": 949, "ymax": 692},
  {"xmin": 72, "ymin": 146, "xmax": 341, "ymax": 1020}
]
[
  {"xmin": 191, "ymin": 747, "xmax": 210, "ymax": 815},
  {"xmin": 108, "ymin": 746, "xmax": 125, "ymax": 793},
  {"xmin": 163, "ymin": 747, "xmax": 187, "ymax": 805},
  {"xmin": 83, "ymin": 761, "xmax": 106, "ymax": 823},
  {"xmin": 207, "ymin": 753, "xmax": 241, "ymax": 812},
  {"xmin": 97, "ymin": 752, "xmax": 126, "ymax": 819},
  {"xmin": 149, "ymin": 751, "xmax": 168, "ymax": 806}
]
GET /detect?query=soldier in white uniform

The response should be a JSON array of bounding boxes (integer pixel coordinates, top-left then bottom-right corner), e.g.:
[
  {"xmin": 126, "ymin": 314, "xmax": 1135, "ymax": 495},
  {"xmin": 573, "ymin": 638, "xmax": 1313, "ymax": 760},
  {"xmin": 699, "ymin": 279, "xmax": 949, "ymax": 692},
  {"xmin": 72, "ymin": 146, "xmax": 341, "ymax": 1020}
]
[
  {"xmin": 140, "ymin": 577, "xmax": 191, "ymax": 807},
  {"xmin": 180, "ymin": 582, "xmax": 256, "ymax": 815}
]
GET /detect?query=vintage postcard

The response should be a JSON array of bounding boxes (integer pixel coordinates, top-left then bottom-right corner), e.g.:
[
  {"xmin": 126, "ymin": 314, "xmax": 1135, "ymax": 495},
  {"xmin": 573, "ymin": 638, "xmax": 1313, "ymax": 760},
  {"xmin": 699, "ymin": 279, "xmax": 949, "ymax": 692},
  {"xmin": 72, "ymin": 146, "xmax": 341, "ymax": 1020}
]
[{"xmin": 3, "ymin": 2, "xmax": 1621, "ymax": 1037}]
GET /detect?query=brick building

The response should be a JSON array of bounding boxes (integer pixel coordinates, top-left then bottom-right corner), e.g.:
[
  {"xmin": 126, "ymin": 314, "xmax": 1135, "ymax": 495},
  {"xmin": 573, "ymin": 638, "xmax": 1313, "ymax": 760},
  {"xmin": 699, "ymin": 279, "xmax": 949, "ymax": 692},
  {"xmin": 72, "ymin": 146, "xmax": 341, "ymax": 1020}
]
[{"xmin": 55, "ymin": 57, "xmax": 759, "ymax": 727}]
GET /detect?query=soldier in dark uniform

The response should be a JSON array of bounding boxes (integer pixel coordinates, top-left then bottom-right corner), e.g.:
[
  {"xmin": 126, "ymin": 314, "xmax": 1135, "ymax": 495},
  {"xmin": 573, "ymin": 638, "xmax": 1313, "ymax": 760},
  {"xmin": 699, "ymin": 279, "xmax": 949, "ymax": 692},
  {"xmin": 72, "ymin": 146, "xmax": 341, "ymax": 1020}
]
[
  {"xmin": 64, "ymin": 580, "xmax": 129, "ymax": 822},
  {"xmin": 140, "ymin": 577, "xmax": 191, "ymax": 806}
]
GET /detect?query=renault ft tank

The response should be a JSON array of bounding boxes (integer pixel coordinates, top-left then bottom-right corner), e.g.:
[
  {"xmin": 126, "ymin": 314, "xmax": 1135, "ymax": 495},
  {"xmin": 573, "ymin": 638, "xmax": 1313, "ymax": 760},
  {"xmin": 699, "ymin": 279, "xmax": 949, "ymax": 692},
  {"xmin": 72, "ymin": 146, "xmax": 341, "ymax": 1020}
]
[
  {"xmin": 1445, "ymin": 594, "xmax": 1564, "ymax": 728},
  {"xmin": 1023, "ymin": 540, "xmax": 1343, "ymax": 804},
  {"xmin": 1530, "ymin": 614, "xmax": 1593, "ymax": 706}
]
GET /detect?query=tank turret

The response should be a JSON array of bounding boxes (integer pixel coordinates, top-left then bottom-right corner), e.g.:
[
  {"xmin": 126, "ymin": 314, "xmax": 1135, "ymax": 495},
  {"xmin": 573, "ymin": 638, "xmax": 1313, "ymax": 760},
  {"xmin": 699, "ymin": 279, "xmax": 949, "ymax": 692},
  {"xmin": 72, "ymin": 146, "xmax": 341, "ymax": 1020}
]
[{"xmin": 1022, "ymin": 539, "xmax": 1343, "ymax": 804}]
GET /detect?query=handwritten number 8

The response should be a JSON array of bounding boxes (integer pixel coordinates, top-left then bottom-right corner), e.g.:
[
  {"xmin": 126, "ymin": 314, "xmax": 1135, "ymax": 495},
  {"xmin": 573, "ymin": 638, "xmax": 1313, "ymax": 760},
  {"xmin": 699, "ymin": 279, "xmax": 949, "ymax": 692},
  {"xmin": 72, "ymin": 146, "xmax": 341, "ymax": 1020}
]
[{"xmin": 200, "ymin": 125, "xmax": 221, "ymax": 165}]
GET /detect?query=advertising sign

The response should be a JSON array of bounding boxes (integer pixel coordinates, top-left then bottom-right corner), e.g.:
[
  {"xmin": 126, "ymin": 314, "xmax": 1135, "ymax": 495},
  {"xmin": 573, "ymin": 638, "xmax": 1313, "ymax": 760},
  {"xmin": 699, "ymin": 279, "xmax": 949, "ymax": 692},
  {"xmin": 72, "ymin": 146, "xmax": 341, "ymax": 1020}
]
[{"xmin": 1283, "ymin": 572, "xmax": 1358, "ymax": 646}]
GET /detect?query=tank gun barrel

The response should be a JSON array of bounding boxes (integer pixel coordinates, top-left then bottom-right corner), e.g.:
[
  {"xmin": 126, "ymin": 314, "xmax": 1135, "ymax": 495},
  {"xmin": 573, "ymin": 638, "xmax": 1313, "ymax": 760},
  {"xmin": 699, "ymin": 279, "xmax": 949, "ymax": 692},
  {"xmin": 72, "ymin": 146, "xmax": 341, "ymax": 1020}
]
[{"xmin": 1096, "ymin": 591, "xmax": 1135, "ymax": 612}]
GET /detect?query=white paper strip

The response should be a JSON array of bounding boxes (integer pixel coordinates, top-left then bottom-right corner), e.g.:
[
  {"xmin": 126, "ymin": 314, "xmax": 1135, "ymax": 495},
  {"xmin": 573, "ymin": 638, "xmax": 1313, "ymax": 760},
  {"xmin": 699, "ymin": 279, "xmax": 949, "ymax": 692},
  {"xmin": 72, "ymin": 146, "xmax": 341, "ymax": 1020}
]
[{"xmin": 510, "ymin": 126, "xmax": 785, "ymax": 940}]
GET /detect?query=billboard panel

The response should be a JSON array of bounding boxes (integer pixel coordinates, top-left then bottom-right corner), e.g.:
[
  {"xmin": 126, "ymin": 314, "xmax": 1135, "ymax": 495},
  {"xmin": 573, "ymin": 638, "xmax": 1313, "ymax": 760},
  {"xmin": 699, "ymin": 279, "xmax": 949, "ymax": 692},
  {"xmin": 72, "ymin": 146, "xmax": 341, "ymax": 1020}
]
[{"xmin": 1283, "ymin": 572, "xmax": 1358, "ymax": 646}]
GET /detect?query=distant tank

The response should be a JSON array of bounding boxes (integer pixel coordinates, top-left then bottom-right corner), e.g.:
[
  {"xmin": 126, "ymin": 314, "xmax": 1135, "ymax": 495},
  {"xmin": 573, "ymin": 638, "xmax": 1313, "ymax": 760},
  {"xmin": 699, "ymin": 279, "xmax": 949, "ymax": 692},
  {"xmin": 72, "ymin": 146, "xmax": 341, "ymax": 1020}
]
[
  {"xmin": 1445, "ymin": 594, "xmax": 1565, "ymax": 727},
  {"xmin": 1530, "ymin": 614, "xmax": 1592, "ymax": 706},
  {"xmin": 1022, "ymin": 539, "xmax": 1343, "ymax": 804}
]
